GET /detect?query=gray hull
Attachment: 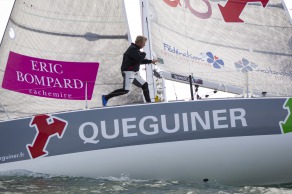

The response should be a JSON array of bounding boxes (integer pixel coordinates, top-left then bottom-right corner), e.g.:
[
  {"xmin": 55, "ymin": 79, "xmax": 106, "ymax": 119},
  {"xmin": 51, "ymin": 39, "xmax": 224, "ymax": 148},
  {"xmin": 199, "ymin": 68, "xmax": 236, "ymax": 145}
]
[{"xmin": 0, "ymin": 98, "xmax": 291, "ymax": 185}]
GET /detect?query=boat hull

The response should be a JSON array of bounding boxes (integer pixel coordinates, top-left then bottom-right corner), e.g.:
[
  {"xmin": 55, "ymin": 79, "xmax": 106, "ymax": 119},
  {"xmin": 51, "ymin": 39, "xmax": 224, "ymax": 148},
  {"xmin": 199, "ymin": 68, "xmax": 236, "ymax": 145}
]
[{"xmin": 0, "ymin": 98, "xmax": 291, "ymax": 186}]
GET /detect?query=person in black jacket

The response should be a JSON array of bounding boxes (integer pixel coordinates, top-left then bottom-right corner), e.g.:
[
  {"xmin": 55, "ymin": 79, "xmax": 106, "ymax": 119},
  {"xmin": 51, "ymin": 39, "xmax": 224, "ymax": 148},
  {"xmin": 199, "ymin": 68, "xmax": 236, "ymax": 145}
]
[{"xmin": 102, "ymin": 36, "xmax": 158, "ymax": 106}]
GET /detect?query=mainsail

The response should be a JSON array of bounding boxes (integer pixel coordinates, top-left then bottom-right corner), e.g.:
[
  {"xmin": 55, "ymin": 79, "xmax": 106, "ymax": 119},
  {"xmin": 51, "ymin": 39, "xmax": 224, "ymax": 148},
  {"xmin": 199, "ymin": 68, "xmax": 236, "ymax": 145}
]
[
  {"xmin": 0, "ymin": 0, "xmax": 143, "ymax": 121},
  {"xmin": 145, "ymin": 0, "xmax": 292, "ymax": 96}
]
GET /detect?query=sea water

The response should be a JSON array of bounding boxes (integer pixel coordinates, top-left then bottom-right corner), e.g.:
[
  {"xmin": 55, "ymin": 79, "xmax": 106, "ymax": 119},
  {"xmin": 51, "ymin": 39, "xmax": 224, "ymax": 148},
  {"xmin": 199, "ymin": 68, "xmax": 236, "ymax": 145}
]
[{"xmin": 0, "ymin": 170, "xmax": 291, "ymax": 194}]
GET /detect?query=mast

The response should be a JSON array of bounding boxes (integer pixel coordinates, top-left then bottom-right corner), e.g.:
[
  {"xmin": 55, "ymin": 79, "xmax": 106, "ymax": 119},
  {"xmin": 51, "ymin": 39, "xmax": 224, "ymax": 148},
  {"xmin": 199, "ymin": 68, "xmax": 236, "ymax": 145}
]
[{"xmin": 141, "ymin": 0, "xmax": 156, "ymax": 102}]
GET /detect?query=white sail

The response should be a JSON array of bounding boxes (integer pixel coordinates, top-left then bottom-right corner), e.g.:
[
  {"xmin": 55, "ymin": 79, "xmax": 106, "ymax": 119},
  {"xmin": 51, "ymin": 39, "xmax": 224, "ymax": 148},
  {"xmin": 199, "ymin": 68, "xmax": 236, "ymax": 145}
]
[
  {"xmin": 146, "ymin": 0, "xmax": 292, "ymax": 96},
  {"xmin": 0, "ymin": 0, "xmax": 143, "ymax": 120}
]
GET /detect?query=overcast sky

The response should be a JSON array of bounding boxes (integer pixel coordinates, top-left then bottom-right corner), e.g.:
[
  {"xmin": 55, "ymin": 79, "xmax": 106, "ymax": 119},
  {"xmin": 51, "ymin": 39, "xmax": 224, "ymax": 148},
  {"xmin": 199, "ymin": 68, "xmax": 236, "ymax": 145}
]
[{"xmin": 0, "ymin": 0, "xmax": 14, "ymax": 43}]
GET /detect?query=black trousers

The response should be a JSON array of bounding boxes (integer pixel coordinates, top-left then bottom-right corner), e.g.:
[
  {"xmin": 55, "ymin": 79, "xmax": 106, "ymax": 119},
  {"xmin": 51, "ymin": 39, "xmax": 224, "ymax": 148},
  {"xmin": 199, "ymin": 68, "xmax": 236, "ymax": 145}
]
[{"xmin": 105, "ymin": 72, "xmax": 151, "ymax": 102}]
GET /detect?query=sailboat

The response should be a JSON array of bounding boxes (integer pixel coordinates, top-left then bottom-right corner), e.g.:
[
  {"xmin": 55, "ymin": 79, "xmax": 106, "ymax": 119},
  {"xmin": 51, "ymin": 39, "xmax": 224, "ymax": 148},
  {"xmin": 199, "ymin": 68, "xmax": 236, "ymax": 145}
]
[{"xmin": 0, "ymin": 0, "xmax": 292, "ymax": 186}]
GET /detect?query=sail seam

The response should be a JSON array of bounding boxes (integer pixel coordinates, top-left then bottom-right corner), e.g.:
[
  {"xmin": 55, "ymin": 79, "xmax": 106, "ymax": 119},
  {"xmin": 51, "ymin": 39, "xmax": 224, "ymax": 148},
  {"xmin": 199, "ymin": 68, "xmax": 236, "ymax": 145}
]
[
  {"xmin": 18, "ymin": 9, "xmax": 126, "ymax": 23},
  {"xmin": 10, "ymin": 18, "xmax": 128, "ymax": 41},
  {"xmin": 155, "ymin": 23, "xmax": 292, "ymax": 57}
]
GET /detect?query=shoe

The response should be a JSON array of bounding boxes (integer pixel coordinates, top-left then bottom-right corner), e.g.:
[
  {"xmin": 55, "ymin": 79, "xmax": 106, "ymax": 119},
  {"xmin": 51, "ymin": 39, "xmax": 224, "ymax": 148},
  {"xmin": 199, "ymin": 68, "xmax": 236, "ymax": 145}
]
[{"xmin": 102, "ymin": 95, "xmax": 108, "ymax": 107}]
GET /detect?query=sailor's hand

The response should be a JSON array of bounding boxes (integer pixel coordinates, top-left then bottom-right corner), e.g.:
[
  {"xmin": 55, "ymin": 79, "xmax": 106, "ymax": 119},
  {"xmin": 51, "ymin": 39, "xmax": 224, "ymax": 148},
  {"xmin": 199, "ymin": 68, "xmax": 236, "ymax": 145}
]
[{"xmin": 152, "ymin": 59, "xmax": 158, "ymax": 64}]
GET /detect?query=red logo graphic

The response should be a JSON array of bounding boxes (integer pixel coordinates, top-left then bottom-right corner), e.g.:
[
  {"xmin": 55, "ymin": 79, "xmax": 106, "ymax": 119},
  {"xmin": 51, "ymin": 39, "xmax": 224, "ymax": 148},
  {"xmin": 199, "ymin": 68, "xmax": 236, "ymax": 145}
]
[
  {"xmin": 27, "ymin": 114, "xmax": 68, "ymax": 159},
  {"xmin": 218, "ymin": 0, "xmax": 269, "ymax": 22},
  {"xmin": 163, "ymin": 0, "xmax": 181, "ymax": 7},
  {"xmin": 163, "ymin": 0, "xmax": 270, "ymax": 22},
  {"xmin": 163, "ymin": 0, "xmax": 212, "ymax": 19}
]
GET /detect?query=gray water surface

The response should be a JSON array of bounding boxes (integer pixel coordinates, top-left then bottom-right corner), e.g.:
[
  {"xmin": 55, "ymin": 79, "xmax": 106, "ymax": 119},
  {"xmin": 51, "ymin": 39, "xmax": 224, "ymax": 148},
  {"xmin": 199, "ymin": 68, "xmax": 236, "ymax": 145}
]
[{"xmin": 0, "ymin": 171, "xmax": 291, "ymax": 194}]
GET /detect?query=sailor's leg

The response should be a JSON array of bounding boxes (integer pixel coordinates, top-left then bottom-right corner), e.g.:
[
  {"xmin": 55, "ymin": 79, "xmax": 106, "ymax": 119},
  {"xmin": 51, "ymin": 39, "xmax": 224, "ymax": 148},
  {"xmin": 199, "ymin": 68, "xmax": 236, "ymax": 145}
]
[
  {"xmin": 142, "ymin": 83, "xmax": 151, "ymax": 102},
  {"xmin": 104, "ymin": 89, "xmax": 129, "ymax": 101},
  {"xmin": 132, "ymin": 72, "xmax": 151, "ymax": 103},
  {"xmin": 103, "ymin": 71, "xmax": 134, "ymax": 101}
]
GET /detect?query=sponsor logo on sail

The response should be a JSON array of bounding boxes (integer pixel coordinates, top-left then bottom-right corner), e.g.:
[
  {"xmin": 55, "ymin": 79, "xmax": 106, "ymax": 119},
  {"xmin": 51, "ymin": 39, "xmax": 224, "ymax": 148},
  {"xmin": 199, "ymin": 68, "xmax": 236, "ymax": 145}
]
[
  {"xmin": 235, "ymin": 58, "xmax": 257, "ymax": 73},
  {"xmin": 234, "ymin": 58, "xmax": 292, "ymax": 78},
  {"xmin": 218, "ymin": 0, "xmax": 269, "ymax": 22},
  {"xmin": 163, "ymin": 0, "xmax": 212, "ymax": 19},
  {"xmin": 163, "ymin": 0, "xmax": 270, "ymax": 23},
  {"xmin": 27, "ymin": 114, "xmax": 68, "ymax": 159},
  {"xmin": 2, "ymin": 52, "xmax": 99, "ymax": 100},
  {"xmin": 162, "ymin": 43, "xmax": 224, "ymax": 69},
  {"xmin": 205, "ymin": 52, "xmax": 224, "ymax": 69},
  {"xmin": 163, "ymin": 43, "xmax": 205, "ymax": 61}
]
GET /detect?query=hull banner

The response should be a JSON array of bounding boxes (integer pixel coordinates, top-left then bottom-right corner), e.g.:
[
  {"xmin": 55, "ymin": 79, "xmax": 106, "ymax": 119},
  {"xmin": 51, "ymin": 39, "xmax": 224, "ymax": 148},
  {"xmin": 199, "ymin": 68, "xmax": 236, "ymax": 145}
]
[
  {"xmin": 2, "ymin": 52, "xmax": 99, "ymax": 100},
  {"xmin": 0, "ymin": 98, "xmax": 291, "ymax": 164}
]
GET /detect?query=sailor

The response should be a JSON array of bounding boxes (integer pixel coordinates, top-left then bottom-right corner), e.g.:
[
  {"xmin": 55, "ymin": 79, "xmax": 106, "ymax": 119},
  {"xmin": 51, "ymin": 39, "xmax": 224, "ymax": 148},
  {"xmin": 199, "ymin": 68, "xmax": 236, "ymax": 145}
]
[{"xmin": 102, "ymin": 35, "xmax": 158, "ymax": 106}]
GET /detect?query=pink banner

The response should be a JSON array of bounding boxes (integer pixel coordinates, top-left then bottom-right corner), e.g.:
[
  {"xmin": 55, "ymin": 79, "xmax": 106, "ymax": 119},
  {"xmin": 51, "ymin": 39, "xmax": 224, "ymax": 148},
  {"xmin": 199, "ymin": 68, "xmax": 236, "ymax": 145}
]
[{"xmin": 2, "ymin": 52, "xmax": 99, "ymax": 100}]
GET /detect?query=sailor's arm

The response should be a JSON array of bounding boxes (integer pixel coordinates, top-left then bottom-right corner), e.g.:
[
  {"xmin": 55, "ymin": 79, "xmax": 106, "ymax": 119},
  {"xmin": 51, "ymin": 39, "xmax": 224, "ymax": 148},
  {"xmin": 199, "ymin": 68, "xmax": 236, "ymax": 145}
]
[
  {"xmin": 128, "ymin": 48, "xmax": 146, "ymax": 62},
  {"xmin": 141, "ymin": 59, "xmax": 159, "ymax": 64}
]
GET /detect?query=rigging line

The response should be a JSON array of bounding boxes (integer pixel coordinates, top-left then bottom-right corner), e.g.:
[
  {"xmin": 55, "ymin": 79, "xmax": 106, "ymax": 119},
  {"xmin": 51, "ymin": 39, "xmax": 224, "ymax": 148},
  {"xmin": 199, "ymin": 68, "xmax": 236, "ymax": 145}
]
[
  {"xmin": 142, "ymin": 2, "xmax": 151, "ymax": 56},
  {"xmin": 145, "ymin": 17, "xmax": 152, "ymax": 57},
  {"xmin": 155, "ymin": 23, "xmax": 292, "ymax": 57},
  {"xmin": 182, "ymin": 0, "xmax": 191, "ymax": 73},
  {"xmin": 0, "ymin": 103, "xmax": 10, "ymax": 120},
  {"xmin": 143, "ymin": 1, "xmax": 156, "ymax": 99},
  {"xmin": 171, "ymin": 81, "xmax": 178, "ymax": 100},
  {"xmin": 9, "ymin": 18, "xmax": 128, "ymax": 41},
  {"xmin": 146, "ymin": 17, "xmax": 156, "ymax": 98}
]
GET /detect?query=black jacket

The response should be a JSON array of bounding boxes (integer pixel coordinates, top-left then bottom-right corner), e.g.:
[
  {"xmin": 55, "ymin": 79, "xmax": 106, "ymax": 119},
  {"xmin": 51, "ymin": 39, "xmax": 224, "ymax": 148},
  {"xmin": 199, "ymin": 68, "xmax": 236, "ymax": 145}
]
[{"xmin": 121, "ymin": 43, "xmax": 152, "ymax": 72}]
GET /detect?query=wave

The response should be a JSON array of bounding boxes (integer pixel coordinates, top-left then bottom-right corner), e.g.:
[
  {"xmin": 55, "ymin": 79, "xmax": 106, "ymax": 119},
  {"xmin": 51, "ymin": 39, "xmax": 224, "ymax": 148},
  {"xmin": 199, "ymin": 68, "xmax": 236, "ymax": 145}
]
[{"xmin": 1, "ymin": 170, "xmax": 292, "ymax": 193}]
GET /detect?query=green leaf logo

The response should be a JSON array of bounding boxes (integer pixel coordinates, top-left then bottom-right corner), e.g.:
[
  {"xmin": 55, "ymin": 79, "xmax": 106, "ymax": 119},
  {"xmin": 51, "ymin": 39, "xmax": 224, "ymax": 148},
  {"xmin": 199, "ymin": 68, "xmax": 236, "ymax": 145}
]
[{"xmin": 281, "ymin": 98, "xmax": 292, "ymax": 134}]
